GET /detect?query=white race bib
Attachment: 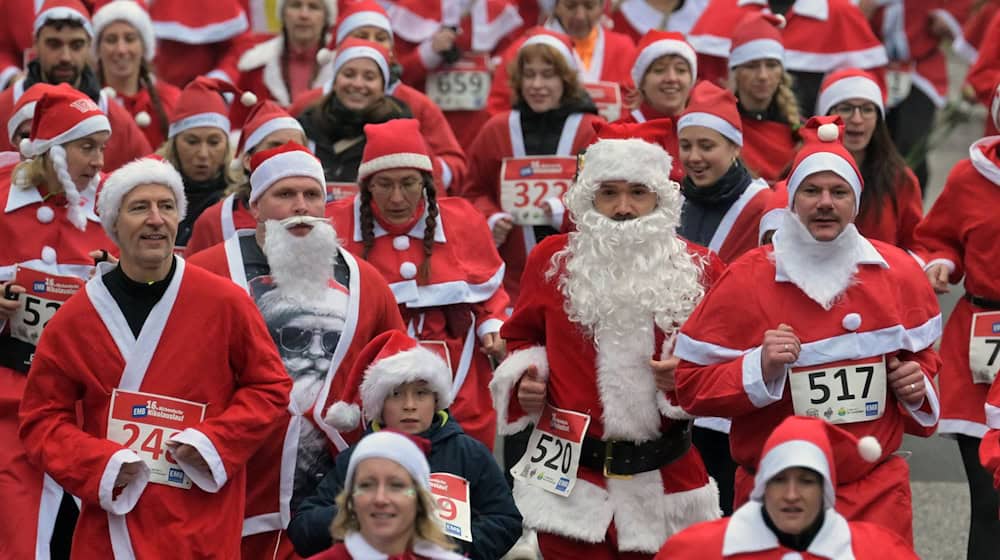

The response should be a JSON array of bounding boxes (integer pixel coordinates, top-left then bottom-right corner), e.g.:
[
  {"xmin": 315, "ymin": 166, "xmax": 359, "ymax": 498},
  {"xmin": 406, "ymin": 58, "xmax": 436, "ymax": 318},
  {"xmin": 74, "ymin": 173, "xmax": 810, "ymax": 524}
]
[
  {"xmin": 511, "ymin": 403, "xmax": 590, "ymax": 497},
  {"xmin": 327, "ymin": 182, "xmax": 359, "ymax": 202},
  {"xmin": 426, "ymin": 53, "xmax": 491, "ymax": 111},
  {"xmin": 107, "ymin": 390, "xmax": 207, "ymax": 489},
  {"xmin": 9, "ymin": 266, "xmax": 84, "ymax": 346},
  {"xmin": 886, "ymin": 67, "xmax": 912, "ymax": 108},
  {"xmin": 970, "ymin": 311, "xmax": 1000, "ymax": 384},
  {"xmin": 790, "ymin": 356, "xmax": 887, "ymax": 424},
  {"xmin": 499, "ymin": 156, "xmax": 576, "ymax": 226},
  {"xmin": 584, "ymin": 81, "xmax": 622, "ymax": 123},
  {"xmin": 430, "ymin": 473, "xmax": 472, "ymax": 542}
]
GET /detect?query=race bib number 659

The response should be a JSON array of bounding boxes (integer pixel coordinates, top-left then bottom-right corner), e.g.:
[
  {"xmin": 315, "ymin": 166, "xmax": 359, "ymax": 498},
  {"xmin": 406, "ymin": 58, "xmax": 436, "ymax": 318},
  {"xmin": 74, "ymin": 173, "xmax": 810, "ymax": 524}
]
[{"xmin": 790, "ymin": 356, "xmax": 887, "ymax": 425}]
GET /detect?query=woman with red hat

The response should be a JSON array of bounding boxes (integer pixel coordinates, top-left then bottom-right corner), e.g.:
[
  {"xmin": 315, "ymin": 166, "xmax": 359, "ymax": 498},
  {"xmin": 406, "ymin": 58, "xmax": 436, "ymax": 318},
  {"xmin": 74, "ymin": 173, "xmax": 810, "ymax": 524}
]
[
  {"xmin": 460, "ymin": 28, "xmax": 601, "ymax": 305},
  {"xmin": 917, "ymin": 82, "xmax": 1000, "ymax": 560},
  {"xmin": 325, "ymin": 118, "xmax": 509, "ymax": 451},
  {"xmin": 0, "ymin": 83, "xmax": 114, "ymax": 559},
  {"xmin": 92, "ymin": 0, "xmax": 181, "ymax": 151},
  {"xmin": 816, "ymin": 69, "xmax": 923, "ymax": 250}
]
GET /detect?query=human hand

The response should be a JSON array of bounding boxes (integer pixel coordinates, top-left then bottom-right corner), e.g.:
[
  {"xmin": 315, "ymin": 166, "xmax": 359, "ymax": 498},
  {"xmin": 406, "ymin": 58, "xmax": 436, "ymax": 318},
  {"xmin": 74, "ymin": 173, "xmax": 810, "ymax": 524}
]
[
  {"xmin": 114, "ymin": 461, "xmax": 144, "ymax": 489},
  {"xmin": 516, "ymin": 366, "xmax": 547, "ymax": 415},
  {"xmin": 481, "ymin": 332, "xmax": 507, "ymax": 361},
  {"xmin": 760, "ymin": 324, "xmax": 800, "ymax": 381},
  {"xmin": 431, "ymin": 28, "xmax": 457, "ymax": 54},
  {"xmin": 650, "ymin": 356, "xmax": 680, "ymax": 393},
  {"xmin": 925, "ymin": 263, "xmax": 950, "ymax": 294},
  {"xmin": 0, "ymin": 282, "xmax": 25, "ymax": 320},
  {"xmin": 887, "ymin": 356, "xmax": 926, "ymax": 406},
  {"xmin": 165, "ymin": 441, "xmax": 209, "ymax": 473},
  {"xmin": 493, "ymin": 218, "xmax": 514, "ymax": 246}
]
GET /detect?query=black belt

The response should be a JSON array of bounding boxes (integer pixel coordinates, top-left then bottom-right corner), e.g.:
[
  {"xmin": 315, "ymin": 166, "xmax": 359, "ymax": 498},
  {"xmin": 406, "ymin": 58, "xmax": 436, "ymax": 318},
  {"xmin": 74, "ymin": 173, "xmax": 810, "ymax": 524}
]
[
  {"xmin": 0, "ymin": 338, "xmax": 33, "ymax": 373},
  {"xmin": 579, "ymin": 421, "xmax": 692, "ymax": 478},
  {"xmin": 965, "ymin": 293, "xmax": 1000, "ymax": 310}
]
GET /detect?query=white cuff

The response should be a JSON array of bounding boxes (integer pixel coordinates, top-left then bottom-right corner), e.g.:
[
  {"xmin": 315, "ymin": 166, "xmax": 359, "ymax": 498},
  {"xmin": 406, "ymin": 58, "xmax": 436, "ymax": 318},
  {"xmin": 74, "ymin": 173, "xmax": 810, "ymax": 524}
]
[
  {"xmin": 903, "ymin": 372, "xmax": 940, "ymax": 427},
  {"xmin": 487, "ymin": 211, "xmax": 513, "ymax": 230},
  {"xmin": 923, "ymin": 258, "xmax": 955, "ymax": 274},
  {"xmin": 168, "ymin": 429, "xmax": 228, "ymax": 493},
  {"xmin": 693, "ymin": 416, "xmax": 733, "ymax": 433},
  {"xmin": 986, "ymin": 403, "xmax": 1000, "ymax": 430},
  {"xmin": 477, "ymin": 318, "xmax": 504, "ymax": 339},
  {"xmin": 205, "ymin": 68, "xmax": 234, "ymax": 84},
  {"xmin": 98, "ymin": 449, "xmax": 149, "ymax": 514},
  {"xmin": 489, "ymin": 346, "xmax": 548, "ymax": 435},
  {"xmin": 0, "ymin": 66, "xmax": 19, "ymax": 90},
  {"xmin": 542, "ymin": 197, "xmax": 565, "ymax": 230},
  {"xmin": 742, "ymin": 346, "xmax": 786, "ymax": 408},
  {"xmin": 418, "ymin": 40, "xmax": 444, "ymax": 70},
  {"xmin": 438, "ymin": 158, "xmax": 453, "ymax": 190}
]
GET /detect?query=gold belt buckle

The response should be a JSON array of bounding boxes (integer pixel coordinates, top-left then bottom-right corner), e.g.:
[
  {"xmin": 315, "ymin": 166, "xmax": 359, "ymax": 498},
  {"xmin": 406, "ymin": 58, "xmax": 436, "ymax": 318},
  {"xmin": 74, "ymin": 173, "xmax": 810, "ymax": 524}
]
[{"xmin": 603, "ymin": 440, "xmax": 633, "ymax": 480}]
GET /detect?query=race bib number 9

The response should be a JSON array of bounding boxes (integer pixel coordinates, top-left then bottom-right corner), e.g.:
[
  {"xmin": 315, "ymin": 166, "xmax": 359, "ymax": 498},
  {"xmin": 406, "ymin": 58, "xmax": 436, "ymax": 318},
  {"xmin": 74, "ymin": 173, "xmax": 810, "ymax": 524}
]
[
  {"xmin": 430, "ymin": 473, "xmax": 472, "ymax": 542},
  {"xmin": 970, "ymin": 311, "xmax": 1000, "ymax": 384},
  {"xmin": 10, "ymin": 266, "xmax": 84, "ymax": 346},
  {"xmin": 499, "ymin": 156, "xmax": 577, "ymax": 226},
  {"xmin": 107, "ymin": 390, "xmax": 207, "ymax": 489},
  {"xmin": 426, "ymin": 53, "xmax": 491, "ymax": 111},
  {"xmin": 584, "ymin": 81, "xmax": 622, "ymax": 123},
  {"xmin": 790, "ymin": 356, "xmax": 887, "ymax": 424},
  {"xmin": 511, "ymin": 404, "xmax": 590, "ymax": 497}
]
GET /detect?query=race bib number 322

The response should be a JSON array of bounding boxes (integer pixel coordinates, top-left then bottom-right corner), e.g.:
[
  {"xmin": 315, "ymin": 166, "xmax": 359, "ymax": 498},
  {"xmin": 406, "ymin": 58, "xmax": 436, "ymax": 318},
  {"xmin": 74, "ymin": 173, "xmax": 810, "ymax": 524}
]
[
  {"xmin": 10, "ymin": 266, "xmax": 84, "ymax": 346},
  {"xmin": 789, "ymin": 356, "xmax": 887, "ymax": 425},
  {"xmin": 499, "ymin": 156, "xmax": 577, "ymax": 226},
  {"xmin": 511, "ymin": 404, "xmax": 590, "ymax": 497}
]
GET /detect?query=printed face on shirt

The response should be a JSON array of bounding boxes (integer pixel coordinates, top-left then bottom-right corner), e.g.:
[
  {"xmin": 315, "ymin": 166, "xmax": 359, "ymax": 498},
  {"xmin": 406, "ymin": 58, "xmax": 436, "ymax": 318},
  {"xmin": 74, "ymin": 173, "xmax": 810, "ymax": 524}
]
[
  {"xmin": 519, "ymin": 54, "xmax": 565, "ymax": 113},
  {"xmin": 678, "ymin": 125, "xmax": 740, "ymax": 188},
  {"xmin": 57, "ymin": 132, "xmax": 110, "ymax": 191},
  {"xmin": 114, "ymin": 184, "xmax": 180, "ymax": 268},
  {"xmin": 641, "ymin": 55, "xmax": 693, "ymax": 117},
  {"xmin": 351, "ymin": 458, "xmax": 420, "ymax": 549},
  {"xmin": 763, "ymin": 467, "xmax": 824, "ymax": 535},
  {"xmin": 273, "ymin": 313, "xmax": 344, "ymax": 379},
  {"xmin": 792, "ymin": 170, "xmax": 857, "ymax": 242},
  {"xmin": 35, "ymin": 25, "xmax": 90, "ymax": 86},
  {"xmin": 251, "ymin": 175, "xmax": 326, "ymax": 230},
  {"xmin": 380, "ymin": 381, "xmax": 437, "ymax": 434},
  {"xmin": 828, "ymin": 97, "xmax": 879, "ymax": 157},
  {"xmin": 367, "ymin": 168, "xmax": 425, "ymax": 225},
  {"xmin": 334, "ymin": 58, "xmax": 385, "ymax": 111},
  {"xmin": 283, "ymin": 0, "xmax": 327, "ymax": 47},
  {"xmin": 732, "ymin": 59, "xmax": 783, "ymax": 111},
  {"xmin": 554, "ymin": 0, "xmax": 603, "ymax": 39},
  {"xmin": 174, "ymin": 127, "xmax": 228, "ymax": 182},
  {"xmin": 592, "ymin": 180, "xmax": 658, "ymax": 220},
  {"xmin": 347, "ymin": 26, "xmax": 393, "ymax": 51},
  {"xmin": 98, "ymin": 21, "xmax": 144, "ymax": 83}
]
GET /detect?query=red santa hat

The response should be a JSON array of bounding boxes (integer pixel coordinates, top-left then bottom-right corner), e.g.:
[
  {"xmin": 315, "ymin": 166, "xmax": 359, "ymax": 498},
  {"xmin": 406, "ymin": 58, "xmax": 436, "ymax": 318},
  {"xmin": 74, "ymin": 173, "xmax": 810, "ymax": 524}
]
[
  {"xmin": 750, "ymin": 416, "xmax": 882, "ymax": 509},
  {"xmin": 334, "ymin": 0, "xmax": 391, "ymax": 46},
  {"xmin": 786, "ymin": 115, "xmax": 864, "ymax": 213},
  {"xmin": 34, "ymin": 0, "xmax": 93, "ymax": 38},
  {"xmin": 815, "ymin": 68, "xmax": 885, "ymax": 119},
  {"xmin": 92, "ymin": 0, "xmax": 155, "ymax": 61},
  {"xmin": 357, "ymin": 119, "xmax": 433, "ymax": 182},
  {"xmin": 231, "ymin": 100, "xmax": 305, "ymax": 160},
  {"xmin": 145, "ymin": 0, "xmax": 248, "ymax": 44},
  {"xmin": 329, "ymin": 37, "xmax": 391, "ymax": 90},
  {"xmin": 566, "ymin": 119, "xmax": 677, "ymax": 219},
  {"xmin": 345, "ymin": 431, "xmax": 432, "ymax": 493},
  {"xmin": 678, "ymin": 81, "xmax": 743, "ymax": 146},
  {"xmin": 20, "ymin": 83, "xmax": 111, "ymax": 159},
  {"xmin": 168, "ymin": 77, "xmax": 257, "ymax": 139},
  {"xmin": 631, "ymin": 31, "xmax": 697, "ymax": 90},
  {"xmin": 249, "ymin": 142, "xmax": 326, "ymax": 204},
  {"xmin": 97, "ymin": 156, "xmax": 187, "ymax": 242},
  {"xmin": 517, "ymin": 27, "xmax": 577, "ymax": 71},
  {"xmin": 7, "ymin": 83, "xmax": 58, "ymax": 146},
  {"xmin": 728, "ymin": 12, "xmax": 785, "ymax": 69},
  {"xmin": 324, "ymin": 330, "xmax": 454, "ymax": 432}
]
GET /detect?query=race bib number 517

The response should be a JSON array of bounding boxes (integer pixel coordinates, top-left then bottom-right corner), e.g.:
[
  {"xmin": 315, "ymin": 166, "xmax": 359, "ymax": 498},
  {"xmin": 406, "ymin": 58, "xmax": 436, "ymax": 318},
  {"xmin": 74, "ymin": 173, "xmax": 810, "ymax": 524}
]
[{"xmin": 790, "ymin": 356, "xmax": 887, "ymax": 424}]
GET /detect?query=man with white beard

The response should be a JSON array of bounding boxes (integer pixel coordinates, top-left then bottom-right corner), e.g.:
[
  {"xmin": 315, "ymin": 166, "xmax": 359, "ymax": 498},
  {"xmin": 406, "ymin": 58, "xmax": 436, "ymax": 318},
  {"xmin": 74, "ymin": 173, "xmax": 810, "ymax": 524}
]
[
  {"xmin": 188, "ymin": 142, "xmax": 404, "ymax": 560},
  {"xmin": 489, "ymin": 120, "xmax": 724, "ymax": 559},
  {"xmin": 673, "ymin": 116, "xmax": 943, "ymax": 546}
]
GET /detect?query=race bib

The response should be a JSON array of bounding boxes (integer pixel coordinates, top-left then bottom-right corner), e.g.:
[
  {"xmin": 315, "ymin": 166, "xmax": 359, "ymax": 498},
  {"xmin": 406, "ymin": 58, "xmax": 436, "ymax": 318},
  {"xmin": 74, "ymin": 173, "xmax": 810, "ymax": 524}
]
[
  {"xmin": 970, "ymin": 311, "xmax": 1000, "ymax": 384},
  {"xmin": 790, "ymin": 356, "xmax": 887, "ymax": 425},
  {"xmin": 426, "ymin": 53, "xmax": 491, "ymax": 111},
  {"xmin": 107, "ymin": 390, "xmax": 207, "ymax": 489},
  {"xmin": 430, "ymin": 473, "xmax": 472, "ymax": 542},
  {"xmin": 9, "ymin": 267, "xmax": 84, "ymax": 346},
  {"xmin": 886, "ymin": 66, "xmax": 912, "ymax": 108},
  {"xmin": 499, "ymin": 156, "xmax": 576, "ymax": 226},
  {"xmin": 584, "ymin": 81, "xmax": 622, "ymax": 123},
  {"xmin": 511, "ymin": 404, "xmax": 590, "ymax": 497},
  {"xmin": 327, "ymin": 182, "xmax": 358, "ymax": 202}
]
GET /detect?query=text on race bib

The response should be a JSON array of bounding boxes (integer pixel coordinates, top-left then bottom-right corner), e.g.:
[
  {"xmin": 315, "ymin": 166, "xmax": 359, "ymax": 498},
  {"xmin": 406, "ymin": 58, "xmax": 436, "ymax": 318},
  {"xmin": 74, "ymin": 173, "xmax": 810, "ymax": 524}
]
[
  {"xmin": 789, "ymin": 356, "xmax": 887, "ymax": 425},
  {"xmin": 970, "ymin": 311, "xmax": 1000, "ymax": 384},
  {"xmin": 511, "ymin": 404, "xmax": 591, "ymax": 497},
  {"xmin": 429, "ymin": 473, "xmax": 472, "ymax": 542},
  {"xmin": 327, "ymin": 183, "xmax": 359, "ymax": 202},
  {"xmin": 426, "ymin": 53, "xmax": 491, "ymax": 111},
  {"xmin": 499, "ymin": 156, "xmax": 577, "ymax": 226},
  {"xmin": 583, "ymin": 81, "xmax": 622, "ymax": 123},
  {"xmin": 10, "ymin": 266, "xmax": 84, "ymax": 346}
]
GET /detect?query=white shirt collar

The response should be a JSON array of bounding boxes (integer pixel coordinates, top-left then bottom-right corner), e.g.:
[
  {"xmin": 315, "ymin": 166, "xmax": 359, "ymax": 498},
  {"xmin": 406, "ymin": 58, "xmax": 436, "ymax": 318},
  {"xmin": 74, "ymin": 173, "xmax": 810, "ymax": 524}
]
[
  {"xmin": 351, "ymin": 195, "xmax": 447, "ymax": 243},
  {"xmin": 723, "ymin": 503, "xmax": 856, "ymax": 559},
  {"xmin": 736, "ymin": 0, "xmax": 829, "ymax": 20}
]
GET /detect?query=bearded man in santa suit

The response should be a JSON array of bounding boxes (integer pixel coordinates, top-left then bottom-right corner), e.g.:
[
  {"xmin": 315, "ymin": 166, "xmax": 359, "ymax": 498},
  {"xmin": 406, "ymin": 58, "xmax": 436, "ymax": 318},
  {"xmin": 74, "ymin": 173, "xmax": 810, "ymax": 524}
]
[
  {"xmin": 673, "ymin": 116, "xmax": 942, "ymax": 545},
  {"xmin": 490, "ymin": 119, "xmax": 724, "ymax": 560},
  {"xmin": 187, "ymin": 142, "xmax": 405, "ymax": 560},
  {"xmin": 18, "ymin": 157, "xmax": 292, "ymax": 559}
]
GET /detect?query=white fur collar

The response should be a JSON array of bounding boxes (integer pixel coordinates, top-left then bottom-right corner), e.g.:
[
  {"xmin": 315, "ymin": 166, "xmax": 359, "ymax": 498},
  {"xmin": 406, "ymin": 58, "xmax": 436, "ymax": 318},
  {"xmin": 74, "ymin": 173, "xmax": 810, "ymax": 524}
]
[
  {"xmin": 343, "ymin": 532, "xmax": 465, "ymax": 559},
  {"xmin": 969, "ymin": 136, "xmax": 1000, "ymax": 186},
  {"xmin": 723, "ymin": 503, "xmax": 855, "ymax": 559},
  {"xmin": 350, "ymin": 195, "xmax": 447, "ymax": 243},
  {"xmin": 238, "ymin": 35, "xmax": 283, "ymax": 71},
  {"xmin": 737, "ymin": 0, "xmax": 829, "ymax": 20}
]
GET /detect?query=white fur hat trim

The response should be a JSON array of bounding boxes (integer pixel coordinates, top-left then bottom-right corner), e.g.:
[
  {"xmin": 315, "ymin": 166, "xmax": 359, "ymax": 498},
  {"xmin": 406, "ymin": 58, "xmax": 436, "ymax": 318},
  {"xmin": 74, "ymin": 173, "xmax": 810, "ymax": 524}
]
[
  {"xmin": 92, "ymin": 1, "xmax": 156, "ymax": 61},
  {"xmin": 249, "ymin": 150, "xmax": 326, "ymax": 204},
  {"xmin": 335, "ymin": 11, "xmax": 392, "ymax": 44},
  {"xmin": 359, "ymin": 344, "xmax": 454, "ymax": 424},
  {"xmin": 98, "ymin": 158, "xmax": 187, "ymax": 243},
  {"xmin": 816, "ymin": 75, "xmax": 884, "ymax": 118},
  {"xmin": 566, "ymin": 137, "xmax": 676, "ymax": 220},
  {"xmin": 631, "ymin": 39, "xmax": 697, "ymax": 91}
]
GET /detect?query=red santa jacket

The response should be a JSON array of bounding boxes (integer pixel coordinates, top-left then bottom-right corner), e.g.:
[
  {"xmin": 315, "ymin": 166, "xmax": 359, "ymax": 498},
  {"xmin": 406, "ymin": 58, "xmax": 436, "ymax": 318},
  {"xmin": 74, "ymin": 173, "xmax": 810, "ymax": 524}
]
[
  {"xmin": 491, "ymin": 233, "xmax": 724, "ymax": 552},
  {"xmin": 965, "ymin": 8, "xmax": 1000, "ymax": 136},
  {"xmin": 698, "ymin": 178, "xmax": 784, "ymax": 264},
  {"xmin": 149, "ymin": 0, "xmax": 251, "ymax": 86},
  {"xmin": 687, "ymin": 0, "xmax": 888, "ymax": 86},
  {"xmin": 184, "ymin": 193, "xmax": 258, "ymax": 257},
  {"xmin": 740, "ymin": 116, "xmax": 798, "ymax": 184},
  {"xmin": 0, "ymin": 80, "xmax": 153, "ymax": 172},
  {"xmin": 106, "ymin": 79, "xmax": 182, "ymax": 151},
  {"xmin": 611, "ymin": 0, "xmax": 710, "ymax": 41},
  {"xmin": 236, "ymin": 35, "xmax": 336, "ymax": 107},
  {"xmin": 0, "ymin": 0, "xmax": 35, "ymax": 90},
  {"xmin": 674, "ymin": 240, "xmax": 942, "ymax": 478},
  {"xmin": 618, "ymin": 105, "xmax": 685, "ymax": 181},
  {"xmin": 912, "ymin": 137, "xmax": 1000, "ymax": 439},
  {"xmin": 459, "ymin": 109, "xmax": 602, "ymax": 303},
  {"xmin": 18, "ymin": 259, "xmax": 292, "ymax": 559},
  {"xmin": 187, "ymin": 232, "xmax": 406, "ymax": 535},
  {"xmin": 852, "ymin": 167, "xmax": 923, "ymax": 250},
  {"xmin": 655, "ymin": 502, "xmax": 919, "ymax": 559}
]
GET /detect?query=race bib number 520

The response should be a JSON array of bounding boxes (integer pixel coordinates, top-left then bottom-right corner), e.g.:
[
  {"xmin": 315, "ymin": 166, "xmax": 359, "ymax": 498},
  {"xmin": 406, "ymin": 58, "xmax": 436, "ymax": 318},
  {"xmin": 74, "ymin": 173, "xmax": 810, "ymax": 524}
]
[
  {"xmin": 511, "ymin": 404, "xmax": 590, "ymax": 497},
  {"xmin": 790, "ymin": 356, "xmax": 887, "ymax": 424}
]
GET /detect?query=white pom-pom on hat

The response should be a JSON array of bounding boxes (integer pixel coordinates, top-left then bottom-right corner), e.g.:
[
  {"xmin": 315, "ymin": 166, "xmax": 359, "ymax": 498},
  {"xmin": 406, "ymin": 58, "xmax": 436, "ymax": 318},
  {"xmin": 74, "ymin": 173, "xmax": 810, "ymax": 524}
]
[
  {"xmin": 135, "ymin": 111, "xmax": 151, "ymax": 128},
  {"xmin": 774, "ymin": 13, "xmax": 787, "ymax": 28},
  {"xmin": 229, "ymin": 157, "xmax": 246, "ymax": 174},
  {"xmin": 41, "ymin": 246, "xmax": 57, "ymax": 265},
  {"xmin": 36, "ymin": 206, "xmax": 55, "ymax": 224},
  {"xmin": 817, "ymin": 123, "xmax": 839, "ymax": 142},
  {"xmin": 841, "ymin": 312, "xmax": 862, "ymax": 331},
  {"xmin": 857, "ymin": 435, "xmax": 882, "ymax": 462},
  {"xmin": 324, "ymin": 401, "xmax": 361, "ymax": 431},
  {"xmin": 316, "ymin": 48, "xmax": 335, "ymax": 66},
  {"xmin": 101, "ymin": 86, "xmax": 117, "ymax": 99},
  {"xmin": 19, "ymin": 138, "xmax": 33, "ymax": 157},
  {"xmin": 240, "ymin": 91, "xmax": 258, "ymax": 107}
]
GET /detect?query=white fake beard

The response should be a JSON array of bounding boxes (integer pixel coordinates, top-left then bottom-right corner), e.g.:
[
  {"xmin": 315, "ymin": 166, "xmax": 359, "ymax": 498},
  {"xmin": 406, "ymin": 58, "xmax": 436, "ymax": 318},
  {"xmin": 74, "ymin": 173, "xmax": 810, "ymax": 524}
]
[
  {"xmin": 263, "ymin": 216, "xmax": 341, "ymax": 303},
  {"xmin": 551, "ymin": 207, "xmax": 705, "ymax": 339},
  {"xmin": 771, "ymin": 209, "xmax": 866, "ymax": 310}
]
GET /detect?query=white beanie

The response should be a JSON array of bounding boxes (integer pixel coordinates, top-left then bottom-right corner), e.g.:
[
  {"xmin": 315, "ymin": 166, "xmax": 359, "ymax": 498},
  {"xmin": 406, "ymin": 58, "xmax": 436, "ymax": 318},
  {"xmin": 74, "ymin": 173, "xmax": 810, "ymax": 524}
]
[
  {"xmin": 248, "ymin": 142, "xmax": 326, "ymax": 204},
  {"xmin": 344, "ymin": 431, "xmax": 431, "ymax": 493},
  {"xmin": 98, "ymin": 157, "xmax": 187, "ymax": 243}
]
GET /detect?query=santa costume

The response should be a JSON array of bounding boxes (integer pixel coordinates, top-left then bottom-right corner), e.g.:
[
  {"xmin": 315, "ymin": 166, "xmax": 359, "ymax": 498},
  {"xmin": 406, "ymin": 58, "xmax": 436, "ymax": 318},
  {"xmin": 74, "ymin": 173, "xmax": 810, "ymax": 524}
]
[
  {"xmin": 18, "ymin": 156, "xmax": 293, "ymax": 559},
  {"xmin": 92, "ymin": 0, "xmax": 182, "ymax": 151},
  {"xmin": 460, "ymin": 30, "xmax": 602, "ymax": 304},
  {"xmin": 656, "ymin": 416, "xmax": 919, "ymax": 559},
  {"xmin": 965, "ymin": 8, "xmax": 1000, "ymax": 137},
  {"xmin": 490, "ymin": 120, "xmax": 723, "ymax": 560},
  {"xmin": 674, "ymin": 116, "xmax": 942, "ymax": 544},
  {"xmin": 187, "ymin": 142, "xmax": 406, "ymax": 560},
  {"xmin": 611, "ymin": 0, "xmax": 710, "ymax": 41},
  {"xmin": 326, "ymin": 119, "xmax": 509, "ymax": 450}
]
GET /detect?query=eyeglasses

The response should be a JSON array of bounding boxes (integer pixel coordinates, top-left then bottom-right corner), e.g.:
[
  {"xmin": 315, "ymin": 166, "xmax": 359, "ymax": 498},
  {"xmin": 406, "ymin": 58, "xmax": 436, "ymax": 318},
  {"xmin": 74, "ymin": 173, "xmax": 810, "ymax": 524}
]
[
  {"xmin": 831, "ymin": 102, "xmax": 879, "ymax": 120},
  {"xmin": 278, "ymin": 326, "xmax": 341, "ymax": 354},
  {"xmin": 370, "ymin": 178, "xmax": 424, "ymax": 195}
]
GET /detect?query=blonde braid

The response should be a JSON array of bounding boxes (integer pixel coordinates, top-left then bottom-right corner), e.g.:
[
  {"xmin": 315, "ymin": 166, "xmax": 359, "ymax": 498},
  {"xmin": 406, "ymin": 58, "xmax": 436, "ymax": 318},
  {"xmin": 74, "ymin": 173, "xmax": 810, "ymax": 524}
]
[{"xmin": 774, "ymin": 72, "xmax": 802, "ymax": 131}]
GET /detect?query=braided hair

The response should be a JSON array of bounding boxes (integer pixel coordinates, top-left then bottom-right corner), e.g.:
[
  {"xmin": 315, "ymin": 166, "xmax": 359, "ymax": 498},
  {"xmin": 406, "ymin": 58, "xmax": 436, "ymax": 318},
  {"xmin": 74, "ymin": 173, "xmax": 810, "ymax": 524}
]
[
  {"xmin": 137, "ymin": 60, "xmax": 170, "ymax": 142},
  {"xmin": 359, "ymin": 170, "xmax": 439, "ymax": 283}
]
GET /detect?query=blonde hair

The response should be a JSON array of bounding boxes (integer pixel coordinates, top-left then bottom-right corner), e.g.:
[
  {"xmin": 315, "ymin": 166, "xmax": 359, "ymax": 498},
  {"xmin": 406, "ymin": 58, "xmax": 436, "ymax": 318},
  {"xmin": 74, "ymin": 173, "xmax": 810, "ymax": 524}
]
[
  {"xmin": 330, "ymin": 481, "xmax": 455, "ymax": 551},
  {"xmin": 508, "ymin": 43, "xmax": 586, "ymax": 107},
  {"xmin": 12, "ymin": 154, "xmax": 49, "ymax": 189},
  {"xmin": 728, "ymin": 68, "xmax": 801, "ymax": 130},
  {"xmin": 155, "ymin": 135, "xmax": 242, "ymax": 187}
]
